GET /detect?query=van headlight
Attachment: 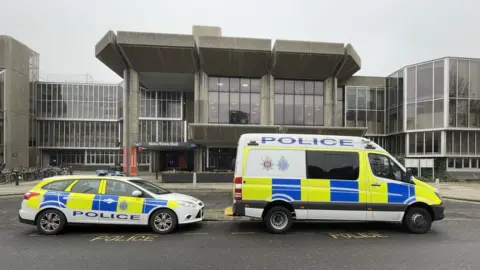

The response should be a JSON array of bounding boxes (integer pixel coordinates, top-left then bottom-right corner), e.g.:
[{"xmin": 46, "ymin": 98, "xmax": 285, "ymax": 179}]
[
  {"xmin": 434, "ymin": 190, "xmax": 442, "ymax": 200},
  {"xmin": 178, "ymin": 201, "xmax": 196, "ymax": 208}
]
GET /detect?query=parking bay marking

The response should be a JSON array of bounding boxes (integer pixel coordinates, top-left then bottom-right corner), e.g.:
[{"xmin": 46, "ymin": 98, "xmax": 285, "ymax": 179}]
[{"xmin": 328, "ymin": 232, "xmax": 388, "ymax": 239}]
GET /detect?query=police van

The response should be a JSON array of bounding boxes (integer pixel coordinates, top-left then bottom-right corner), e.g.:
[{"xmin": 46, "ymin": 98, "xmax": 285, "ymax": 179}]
[
  {"xmin": 19, "ymin": 176, "xmax": 204, "ymax": 235},
  {"xmin": 231, "ymin": 133, "xmax": 444, "ymax": 234}
]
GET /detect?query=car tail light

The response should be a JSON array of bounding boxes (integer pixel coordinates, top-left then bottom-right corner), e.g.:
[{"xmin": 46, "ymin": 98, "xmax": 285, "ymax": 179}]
[
  {"xmin": 24, "ymin": 192, "xmax": 40, "ymax": 200},
  {"xmin": 233, "ymin": 177, "xmax": 242, "ymax": 200}
]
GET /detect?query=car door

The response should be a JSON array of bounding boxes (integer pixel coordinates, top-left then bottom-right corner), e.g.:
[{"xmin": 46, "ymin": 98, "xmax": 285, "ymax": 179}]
[
  {"xmin": 98, "ymin": 180, "xmax": 146, "ymax": 225},
  {"xmin": 366, "ymin": 152, "xmax": 411, "ymax": 222},
  {"xmin": 63, "ymin": 179, "xmax": 102, "ymax": 224},
  {"xmin": 305, "ymin": 150, "xmax": 368, "ymax": 221}
]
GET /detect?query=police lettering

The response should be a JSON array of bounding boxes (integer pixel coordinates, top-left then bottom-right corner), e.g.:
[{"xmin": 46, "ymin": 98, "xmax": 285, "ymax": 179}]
[
  {"xmin": 73, "ymin": 211, "xmax": 140, "ymax": 220},
  {"xmin": 261, "ymin": 136, "xmax": 354, "ymax": 147}
]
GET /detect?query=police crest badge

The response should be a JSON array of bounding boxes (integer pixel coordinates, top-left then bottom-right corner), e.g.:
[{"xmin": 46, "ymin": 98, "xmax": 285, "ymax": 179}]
[
  {"xmin": 119, "ymin": 201, "xmax": 128, "ymax": 211},
  {"xmin": 277, "ymin": 156, "xmax": 289, "ymax": 171},
  {"xmin": 261, "ymin": 156, "xmax": 273, "ymax": 171}
]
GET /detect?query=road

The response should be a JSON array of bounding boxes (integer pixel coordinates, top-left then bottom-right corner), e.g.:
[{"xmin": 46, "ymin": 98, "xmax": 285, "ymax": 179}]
[{"xmin": 0, "ymin": 193, "xmax": 479, "ymax": 269}]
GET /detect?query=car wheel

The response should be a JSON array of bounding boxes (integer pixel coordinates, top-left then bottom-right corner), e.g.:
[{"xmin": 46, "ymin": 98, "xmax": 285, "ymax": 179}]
[
  {"xmin": 264, "ymin": 206, "xmax": 292, "ymax": 234},
  {"xmin": 403, "ymin": 207, "xmax": 432, "ymax": 234},
  {"xmin": 149, "ymin": 209, "xmax": 178, "ymax": 234},
  {"xmin": 36, "ymin": 209, "xmax": 66, "ymax": 235}
]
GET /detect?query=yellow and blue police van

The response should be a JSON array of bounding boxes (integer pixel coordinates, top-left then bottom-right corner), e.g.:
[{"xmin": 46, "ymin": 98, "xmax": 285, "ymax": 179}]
[
  {"xmin": 19, "ymin": 175, "xmax": 204, "ymax": 235},
  {"xmin": 231, "ymin": 133, "xmax": 444, "ymax": 234}
]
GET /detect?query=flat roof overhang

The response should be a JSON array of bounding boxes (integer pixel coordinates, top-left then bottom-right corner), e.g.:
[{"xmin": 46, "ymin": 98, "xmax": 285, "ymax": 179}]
[
  {"xmin": 95, "ymin": 31, "xmax": 198, "ymax": 90},
  {"xmin": 196, "ymin": 36, "xmax": 271, "ymax": 78},
  {"xmin": 188, "ymin": 123, "xmax": 367, "ymax": 145},
  {"xmin": 270, "ymin": 40, "xmax": 361, "ymax": 80}
]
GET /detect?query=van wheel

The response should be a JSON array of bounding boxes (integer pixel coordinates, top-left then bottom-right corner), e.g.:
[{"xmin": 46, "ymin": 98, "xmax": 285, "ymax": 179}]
[
  {"xmin": 264, "ymin": 206, "xmax": 292, "ymax": 234},
  {"xmin": 149, "ymin": 209, "xmax": 178, "ymax": 234},
  {"xmin": 403, "ymin": 207, "xmax": 432, "ymax": 234},
  {"xmin": 36, "ymin": 209, "xmax": 66, "ymax": 235}
]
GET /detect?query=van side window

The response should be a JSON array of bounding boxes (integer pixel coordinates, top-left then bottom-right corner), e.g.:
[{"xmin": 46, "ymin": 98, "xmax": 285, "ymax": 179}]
[
  {"xmin": 42, "ymin": 180, "xmax": 75, "ymax": 191},
  {"xmin": 306, "ymin": 151, "xmax": 359, "ymax": 180},
  {"xmin": 368, "ymin": 154, "xmax": 405, "ymax": 181}
]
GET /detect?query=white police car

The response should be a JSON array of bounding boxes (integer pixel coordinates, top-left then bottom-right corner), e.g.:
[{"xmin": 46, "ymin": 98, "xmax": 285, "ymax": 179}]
[{"xmin": 19, "ymin": 175, "xmax": 204, "ymax": 235}]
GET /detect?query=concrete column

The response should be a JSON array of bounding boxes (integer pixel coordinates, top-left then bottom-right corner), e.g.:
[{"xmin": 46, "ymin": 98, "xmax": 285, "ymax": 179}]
[
  {"xmin": 194, "ymin": 147, "xmax": 204, "ymax": 172},
  {"xmin": 260, "ymin": 74, "xmax": 274, "ymax": 125},
  {"xmin": 123, "ymin": 69, "xmax": 139, "ymax": 176},
  {"xmin": 324, "ymin": 77, "xmax": 337, "ymax": 126},
  {"xmin": 194, "ymin": 71, "xmax": 209, "ymax": 123}
]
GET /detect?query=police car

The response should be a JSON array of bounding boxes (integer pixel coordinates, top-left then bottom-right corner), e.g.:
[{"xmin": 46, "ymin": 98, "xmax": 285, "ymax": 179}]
[{"xmin": 19, "ymin": 175, "xmax": 204, "ymax": 235}]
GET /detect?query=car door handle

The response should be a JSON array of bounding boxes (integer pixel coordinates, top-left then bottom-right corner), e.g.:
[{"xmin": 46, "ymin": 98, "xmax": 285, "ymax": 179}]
[
  {"xmin": 62, "ymin": 196, "xmax": 71, "ymax": 200},
  {"xmin": 371, "ymin": 183, "xmax": 381, "ymax": 187}
]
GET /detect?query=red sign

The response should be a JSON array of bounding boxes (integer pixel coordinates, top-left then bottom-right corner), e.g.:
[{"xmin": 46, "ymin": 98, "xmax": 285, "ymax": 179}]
[{"xmin": 122, "ymin": 146, "xmax": 138, "ymax": 176}]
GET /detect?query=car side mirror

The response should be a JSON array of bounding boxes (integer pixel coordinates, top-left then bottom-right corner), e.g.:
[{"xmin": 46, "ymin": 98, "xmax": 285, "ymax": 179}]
[
  {"xmin": 402, "ymin": 169, "xmax": 413, "ymax": 183},
  {"xmin": 132, "ymin": 190, "xmax": 143, "ymax": 197}
]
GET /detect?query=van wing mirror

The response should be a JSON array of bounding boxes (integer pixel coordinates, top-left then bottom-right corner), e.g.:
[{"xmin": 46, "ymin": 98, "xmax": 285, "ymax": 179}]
[{"xmin": 402, "ymin": 169, "xmax": 413, "ymax": 183}]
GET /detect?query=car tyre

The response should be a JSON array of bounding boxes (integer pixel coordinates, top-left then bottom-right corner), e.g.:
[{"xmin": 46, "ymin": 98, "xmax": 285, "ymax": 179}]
[
  {"xmin": 149, "ymin": 209, "xmax": 178, "ymax": 234},
  {"xmin": 264, "ymin": 206, "xmax": 293, "ymax": 234},
  {"xmin": 403, "ymin": 207, "xmax": 432, "ymax": 234},
  {"xmin": 36, "ymin": 209, "xmax": 66, "ymax": 235}
]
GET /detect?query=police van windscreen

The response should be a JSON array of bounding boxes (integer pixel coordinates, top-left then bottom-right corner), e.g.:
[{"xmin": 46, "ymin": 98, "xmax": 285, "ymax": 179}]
[{"xmin": 129, "ymin": 180, "xmax": 170, "ymax": 195}]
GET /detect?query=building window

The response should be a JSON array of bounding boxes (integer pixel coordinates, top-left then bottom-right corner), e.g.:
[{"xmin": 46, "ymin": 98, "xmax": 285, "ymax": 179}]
[
  {"xmin": 208, "ymin": 77, "xmax": 260, "ymax": 125},
  {"xmin": 408, "ymin": 131, "xmax": 441, "ymax": 155},
  {"xmin": 274, "ymin": 80, "xmax": 323, "ymax": 126},
  {"xmin": 208, "ymin": 148, "xmax": 236, "ymax": 171},
  {"xmin": 346, "ymin": 86, "xmax": 385, "ymax": 134},
  {"xmin": 139, "ymin": 90, "xmax": 182, "ymax": 119},
  {"xmin": 138, "ymin": 120, "xmax": 185, "ymax": 143}
]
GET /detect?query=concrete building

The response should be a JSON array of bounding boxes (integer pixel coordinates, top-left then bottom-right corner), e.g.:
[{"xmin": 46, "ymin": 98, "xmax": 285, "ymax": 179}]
[{"xmin": 2, "ymin": 26, "xmax": 480, "ymax": 179}]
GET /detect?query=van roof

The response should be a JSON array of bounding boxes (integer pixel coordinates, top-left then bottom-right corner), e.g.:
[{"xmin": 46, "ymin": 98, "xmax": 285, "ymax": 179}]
[{"xmin": 238, "ymin": 133, "xmax": 383, "ymax": 151}]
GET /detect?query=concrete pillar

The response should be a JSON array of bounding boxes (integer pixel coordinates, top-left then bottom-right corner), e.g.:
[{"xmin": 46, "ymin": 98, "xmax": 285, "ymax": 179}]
[
  {"xmin": 194, "ymin": 71, "xmax": 209, "ymax": 123},
  {"xmin": 260, "ymin": 74, "xmax": 274, "ymax": 125},
  {"xmin": 324, "ymin": 77, "xmax": 337, "ymax": 126},
  {"xmin": 123, "ymin": 69, "xmax": 139, "ymax": 176},
  {"xmin": 194, "ymin": 147, "xmax": 204, "ymax": 172}
]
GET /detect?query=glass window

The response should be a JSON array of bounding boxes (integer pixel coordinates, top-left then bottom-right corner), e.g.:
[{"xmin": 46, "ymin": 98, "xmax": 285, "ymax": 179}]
[
  {"xmin": 449, "ymin": 59, "xmax": 458, "ymax": 97},
  {"xmin": 314, "ymin": 95, "xmax": 323, "ymax": 126},
  {"xmin": 407, "ymin": 104, "xmax": 415, "ymax": 130},
  {"xmin": 434, "ymin": 99, "xmax": 444, "ymax": 128},
  {"xmin": 469, "ymin": 132, "xmax": 476, "ymax": 155},
  {"xmin": 457, "ymin": 99, "xmax": 468, "ymax": 127},
  {"xmin": 284, "ymin": 95, "xmax": 294, "ymax": 124},
  {"xmin": 367, "ymin": 88, "xmax": 376, "ymax": 109},
  {"xmin": 314, "ymin": 81, "xmax": 324, "ymax": 95},
  {"xmin": 346, "ymin": 110, "xmax": 356, "ymax": 127},
  {"xmin": 294, "ymin": 95, "xmax": 304, "ymax": 124},
  {"xmin": 434, "ymin": 60, "xmax": 444, "ymax": 99},
  {"xmin": 458, "ymin": 59, "xmax": 469, "ymax": 98},
  {"xmin": 417, "ymin": 62, "xmax": 433, "ymax": 102},
  {"xmin": 377, "ymin": 88, "xmax": 385, "ymax": 110},
  {"xmin": 306, "ymin": 151, "xmax": 359, "ymax": 180},
  {"xmin": 240, "ymin": 78, "xmax": 250, "ymax": 92},
  {"xmin": 70, "ymin": 179, "xmax": 101, "ymax": 194},
  {"xmin": 274, "ymin": 95, "xmax": 284, "ymax": 125},
  {"xmin": 284, "ymin": 80, "xmax": 294, "ymax": 94},
  {"xmin": 471, "ymin": 60, "xmax": 480, "ymax": 98},
  {"xmin": 250, "ymin": 94, "xmax": 261, "ymax": 124},
  {"xmin": 274, "ymin": 80, "xmax": 284, "ymax": 94},
  {"xmin": 42, "ymin": 180, "xmax": 75, "ymax": 191},
  {"xmin": 357, "ymin": 87, "xmax": 367, "ymax": 109},
  {"xmin": 218, "ymin": 92, "xmax": 229, "ymax": 123},
  {"xmin": 105, "ymin": 180, "xmax": 138, "ymax": 196},
  {"xmin": 305, "ymin": 95, "xmax": 314, "ymax": 125},
  {"xmin": 305, "ymin": 81, "xmax": 314, "ymax": 94},
  {"xmin": 416, "ymin": 132, "xmax": 424, "ymax": 154},
  {"xmin": 461, "ymin": 131, "xmax": 468, "ymax": 155},
  {"xmin": 294, "ymin": 81, "xmax": 304, "ymax": 94},
  {"xmin": 219, "ymin": 77, "xmax": 229, "ymax": 92},
  {"xmin": 346, "ymin": 87, "xmax": 356, "ymax": 109},
  {"xmin": 250, "ymin": 79, "xmax": 261, "ymax": 93},
  {"xmin": 377, "ymin": 111, "xmax": 384, "ymax": 133},
  {"xmin": 368, "ymin": 154, "xmax": 405, "ymax": 181},
  {"xmin": 230, "ymin": 78, "xmax": 240, "ymax": 92}
]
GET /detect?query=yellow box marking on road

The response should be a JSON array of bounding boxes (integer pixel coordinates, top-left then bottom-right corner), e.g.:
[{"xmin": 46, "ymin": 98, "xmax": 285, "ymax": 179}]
[
  {"xmin": 90, "ymin": 235, "xmax": 158, "ymax": 242},
  {"xmin": 328, "ymin": 232, "xmax": 388, "ymax": 239},
  {"xmin": 224, "ymin": 207, "xmax": 233, "ymax": 216}
]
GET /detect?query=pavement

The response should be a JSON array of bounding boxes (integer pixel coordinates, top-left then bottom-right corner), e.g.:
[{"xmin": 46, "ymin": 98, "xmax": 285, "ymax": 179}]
[{"xmin": 0, "ymin": 195, "xmax": 479, "ymax": 269}]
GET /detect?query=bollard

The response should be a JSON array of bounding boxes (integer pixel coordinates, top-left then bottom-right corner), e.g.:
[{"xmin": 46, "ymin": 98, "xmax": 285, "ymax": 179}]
[
  {"xmin": 15, "ymin": 174, "xmax": 20, "ymax": 186},
  {"xmin": 193, "ymin": 172, "xmax": 197, "ymax": 188},
  {"xmin": 435, "ymin": 178, "xmax": 440, "ymax": 189}
]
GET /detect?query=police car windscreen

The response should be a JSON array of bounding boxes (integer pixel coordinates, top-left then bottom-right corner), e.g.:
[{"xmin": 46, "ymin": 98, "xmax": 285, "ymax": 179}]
[{"xmin": 130, "ymin": 180, "xmax": 170, "ymax": 195}]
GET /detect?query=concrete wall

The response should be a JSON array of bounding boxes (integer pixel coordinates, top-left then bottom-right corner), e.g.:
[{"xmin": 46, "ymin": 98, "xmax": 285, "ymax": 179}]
[
  {"xmin": 340, "ymin": 76, "xmax": 386, "ymax": 87},
  {"xmin": 1, "ymin": 36, "xmax": 31, "ymax": 169}
]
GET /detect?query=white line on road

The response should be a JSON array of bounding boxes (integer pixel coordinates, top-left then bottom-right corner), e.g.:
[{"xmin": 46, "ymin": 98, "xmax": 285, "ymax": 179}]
[
  {"xmin": 183, "ymin": 232, "xmax": 209, "ymax": 235},
  {"xmin": 231, "ymin": 232, "xmax": 255, "ymax": 235}
]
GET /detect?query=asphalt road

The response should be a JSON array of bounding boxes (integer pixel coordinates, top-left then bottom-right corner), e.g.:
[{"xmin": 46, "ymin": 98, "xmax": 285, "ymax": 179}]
[{"xmin": 1, "ymin": 194, "xmax": 479, "ymax": 269}]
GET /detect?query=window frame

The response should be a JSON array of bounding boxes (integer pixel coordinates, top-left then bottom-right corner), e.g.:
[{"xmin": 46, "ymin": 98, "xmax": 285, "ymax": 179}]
[
  {"xmin": 367, "ymin": 153, "xmax": 405, "ymax": 182},
  {"xmin": 69, "ymin": 179, "xmax": 102, "ymax": 194},
  {"xmin": 305, "ymin": 150, "xmax": 360, "ymax": 181}
]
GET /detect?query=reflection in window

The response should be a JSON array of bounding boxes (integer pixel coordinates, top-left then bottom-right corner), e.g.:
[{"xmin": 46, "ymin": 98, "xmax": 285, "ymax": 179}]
[
  {"xmin": 345, "ymin": 86, "xmax": 385, "ymax": 134},
  {"xmin": 434, "ymin": 60, "xmax": 444, "ymax": 99},
  {"xmin": 274, "ymin": 80, "xmax": 323, "ymax": 126},
  {"xmin": 471, "ymin": 60, "xmax": 480, "ymax": 98},
  {"xmin": 208, "ymin": 77, "xmax": 261, "ymax": 124},
  {"xmin": 458, "ymin": 60, "xmax": 469, "ymax": 98},
  {"xmin": 417, "ymin": 63, "xmax": 433, "ymax": 102},
  {"xmin": 139, "ymin": 120, "xmax": 184, "ymax": 142}
]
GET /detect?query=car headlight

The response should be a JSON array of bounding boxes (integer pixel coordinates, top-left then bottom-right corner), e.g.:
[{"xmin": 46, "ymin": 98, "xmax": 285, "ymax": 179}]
[
  {"xmin": 178, "ymin": 201, "xmax": 196, "ymax": 207},
  {"xmin": 434, "ymin": 189, "xmax": 442, "ymax": 200}
]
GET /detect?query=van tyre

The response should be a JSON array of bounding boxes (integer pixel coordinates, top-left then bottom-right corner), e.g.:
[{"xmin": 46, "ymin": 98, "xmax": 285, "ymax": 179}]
[
  {"xmin": 264, "ymin": 206, "xmax": 293, "ymax": 234},
  {"xmin": 149, "ymin": 209, "xmax": 178, "ymax": 234},
  {"xmin": 403, "ymin": 207, "xmax": 432, "ymax": 234},
  {"xmin": 36, "ymin": 209, "xmax": 66, "ymax": 235}
]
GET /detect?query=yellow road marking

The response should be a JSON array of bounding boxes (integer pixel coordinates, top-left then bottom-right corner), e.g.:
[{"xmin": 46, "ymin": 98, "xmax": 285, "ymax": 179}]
[{"xmin": 224, "ymin": 207, "xmax": 233, "ymax": 216}]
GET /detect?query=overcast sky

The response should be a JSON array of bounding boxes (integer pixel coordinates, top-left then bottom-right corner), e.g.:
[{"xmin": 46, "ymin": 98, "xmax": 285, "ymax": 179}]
[{"xmin": 1, "ymin": 0, "xmax": 479, "ymax": 83}]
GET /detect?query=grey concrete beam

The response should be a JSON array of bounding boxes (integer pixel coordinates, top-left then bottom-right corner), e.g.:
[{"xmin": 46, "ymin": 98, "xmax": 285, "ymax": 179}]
[
  {"xmin": 340, "ymin": 76, "xmax": 385, "ymax": 87},
  {"xmin": 271, "ymin": 40, "xmax": 345, "ymax": 80},
  {"xmin": 94, "ymin": 31, "xmax": 125, "ymax": 77},
  {"xmin": 336, "ymin": 44, "xmax": 361, "ymax": 81},
  {"xmin": 196, "ymin": 36, "xmax": 271, "ymax": 77},
  {"xmin": 117, "ymin": 31, "xmax": 198, "ymax": 74}
]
